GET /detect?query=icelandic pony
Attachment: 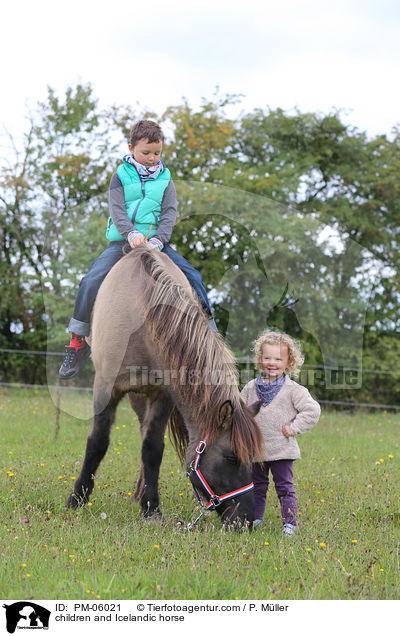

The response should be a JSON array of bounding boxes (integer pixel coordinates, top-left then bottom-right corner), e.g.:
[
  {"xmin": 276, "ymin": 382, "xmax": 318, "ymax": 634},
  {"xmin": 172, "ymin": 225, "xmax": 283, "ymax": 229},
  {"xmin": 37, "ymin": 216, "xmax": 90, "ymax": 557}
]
[{"xmin": 67, "ymin": 246, "xmax": 264, "ymax": 525}]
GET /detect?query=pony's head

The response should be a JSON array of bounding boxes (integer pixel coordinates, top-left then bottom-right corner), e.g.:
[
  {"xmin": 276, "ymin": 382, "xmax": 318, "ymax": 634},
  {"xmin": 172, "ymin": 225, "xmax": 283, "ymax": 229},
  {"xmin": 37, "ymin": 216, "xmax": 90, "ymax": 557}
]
[{"xmin": 172, "ymin": 398, "xmax": 264, "ymax": 528}]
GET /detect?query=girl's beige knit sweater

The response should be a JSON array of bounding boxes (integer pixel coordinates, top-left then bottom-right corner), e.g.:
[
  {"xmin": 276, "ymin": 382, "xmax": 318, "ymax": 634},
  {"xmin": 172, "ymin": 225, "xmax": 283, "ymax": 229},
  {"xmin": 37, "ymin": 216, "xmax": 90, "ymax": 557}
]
[{"xmin": 241, "ymin": 376, "xmax": 321, "ymax": 462}]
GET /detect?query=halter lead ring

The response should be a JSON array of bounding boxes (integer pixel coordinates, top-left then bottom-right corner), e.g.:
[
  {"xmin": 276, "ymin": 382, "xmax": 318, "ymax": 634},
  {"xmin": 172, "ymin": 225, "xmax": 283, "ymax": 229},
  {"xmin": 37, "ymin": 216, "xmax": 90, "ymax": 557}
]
[{"xmin": 187, "ymin": 436, "xmax": 254, "ymax": 512}]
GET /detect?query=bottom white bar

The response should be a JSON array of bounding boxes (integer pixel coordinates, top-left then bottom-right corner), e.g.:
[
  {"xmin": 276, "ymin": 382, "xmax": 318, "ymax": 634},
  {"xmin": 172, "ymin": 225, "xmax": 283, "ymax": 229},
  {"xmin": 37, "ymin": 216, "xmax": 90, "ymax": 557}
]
[{"xmin": 1, "ymin": 599, "xmax": 398, "ymax": 635}]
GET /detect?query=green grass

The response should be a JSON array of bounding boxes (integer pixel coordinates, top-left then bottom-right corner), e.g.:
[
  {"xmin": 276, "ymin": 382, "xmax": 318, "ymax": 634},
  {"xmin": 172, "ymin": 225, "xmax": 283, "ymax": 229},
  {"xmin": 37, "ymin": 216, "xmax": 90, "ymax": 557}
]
[{"xmin": 1, "ymin": 388, "xmax": 399, "ymax": 600}]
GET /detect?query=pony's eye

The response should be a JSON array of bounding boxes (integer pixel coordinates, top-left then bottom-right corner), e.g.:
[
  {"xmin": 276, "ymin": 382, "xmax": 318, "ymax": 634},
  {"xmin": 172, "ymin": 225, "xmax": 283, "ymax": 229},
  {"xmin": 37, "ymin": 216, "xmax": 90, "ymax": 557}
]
[{"xmin": 224, "ymin": 454, "xmax": 239, "ymax": 465}]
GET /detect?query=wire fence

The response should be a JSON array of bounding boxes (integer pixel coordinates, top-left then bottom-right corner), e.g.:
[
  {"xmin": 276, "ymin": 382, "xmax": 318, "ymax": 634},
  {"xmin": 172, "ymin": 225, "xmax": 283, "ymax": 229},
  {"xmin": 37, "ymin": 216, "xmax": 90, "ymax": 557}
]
[
  {"xmin": 1, "ymin": 348, "xmax": 399, "ymax": 410},
  {"xmin": 2, "ymin": 348, "xmax": 400, "ymax": 375}
]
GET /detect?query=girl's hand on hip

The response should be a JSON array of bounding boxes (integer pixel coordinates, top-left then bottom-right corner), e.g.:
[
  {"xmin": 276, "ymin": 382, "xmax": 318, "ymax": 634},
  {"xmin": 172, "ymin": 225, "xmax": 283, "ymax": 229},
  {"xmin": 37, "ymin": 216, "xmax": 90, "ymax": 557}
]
[{"xmin": 282, "ymin": 425, "xmax": 292, "ymax": 438}]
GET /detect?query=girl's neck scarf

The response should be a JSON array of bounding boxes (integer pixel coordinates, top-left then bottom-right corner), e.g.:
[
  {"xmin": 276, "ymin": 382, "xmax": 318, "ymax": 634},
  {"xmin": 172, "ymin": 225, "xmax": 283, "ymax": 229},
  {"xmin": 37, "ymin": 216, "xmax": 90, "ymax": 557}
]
[
  {"xmin": 124, "ymin": 154, "xmax": 164, "ymax": 181},
  {"xmin": 255, "ymin": 373, "xmax": 286, "ymax": 406}
]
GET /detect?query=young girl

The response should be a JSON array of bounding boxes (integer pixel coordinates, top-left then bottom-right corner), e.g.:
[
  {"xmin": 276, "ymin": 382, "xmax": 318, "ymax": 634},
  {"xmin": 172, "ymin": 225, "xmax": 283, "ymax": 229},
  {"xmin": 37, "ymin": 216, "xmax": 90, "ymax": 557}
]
[{"xmin": 241, "ymin": 329, "xmax": 320, "ymax": 535}]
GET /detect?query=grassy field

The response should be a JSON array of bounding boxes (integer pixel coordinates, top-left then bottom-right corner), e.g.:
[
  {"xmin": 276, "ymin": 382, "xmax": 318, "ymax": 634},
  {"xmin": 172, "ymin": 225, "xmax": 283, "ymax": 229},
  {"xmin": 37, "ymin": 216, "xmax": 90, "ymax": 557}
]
[{"xmin": 0, "ymin": 387, "xmax": 399, "ymax": 600}]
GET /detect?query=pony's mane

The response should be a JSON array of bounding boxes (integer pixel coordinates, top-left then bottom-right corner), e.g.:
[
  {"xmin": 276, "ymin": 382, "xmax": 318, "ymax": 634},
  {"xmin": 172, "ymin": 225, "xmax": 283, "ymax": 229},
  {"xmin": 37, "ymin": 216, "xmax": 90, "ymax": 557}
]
[{"xmin": 133, "ymin": 247, "xmax": 264, "ymax": 466}]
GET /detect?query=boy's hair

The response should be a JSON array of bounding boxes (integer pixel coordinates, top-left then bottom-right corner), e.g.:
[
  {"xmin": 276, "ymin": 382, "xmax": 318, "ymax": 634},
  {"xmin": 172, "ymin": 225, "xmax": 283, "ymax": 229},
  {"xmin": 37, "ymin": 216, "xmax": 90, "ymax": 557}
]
[
  {"xmin": 253, "ymin": 328, "xmax": 304, "ymax": 378},
  {"xmin": 130, "ymin": 120, "xmax": 164, "ymax": 146}
]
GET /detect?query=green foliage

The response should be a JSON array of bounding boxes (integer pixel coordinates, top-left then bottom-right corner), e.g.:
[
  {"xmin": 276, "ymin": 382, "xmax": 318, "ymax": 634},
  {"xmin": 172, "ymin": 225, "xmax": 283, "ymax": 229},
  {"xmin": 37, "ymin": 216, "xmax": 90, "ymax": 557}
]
[
  {"xmin": 360, "ymin": 332, "xmax": 400, "ymax": 405},
  {"xmin": 162, "ymin": 90, "xmax": 240, "ymax": 182},
  {"xmin": 0, "ymin": 83, "xmax": 116, "ymax": 364}
]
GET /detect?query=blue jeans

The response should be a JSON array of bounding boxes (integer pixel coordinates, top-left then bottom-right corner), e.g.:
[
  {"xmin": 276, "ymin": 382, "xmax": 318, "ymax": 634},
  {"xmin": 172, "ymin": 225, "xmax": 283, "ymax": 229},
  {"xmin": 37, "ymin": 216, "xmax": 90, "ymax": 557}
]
[{"xmin": 68, "ymin": 241, "xmax": 214, "ymax": 336}]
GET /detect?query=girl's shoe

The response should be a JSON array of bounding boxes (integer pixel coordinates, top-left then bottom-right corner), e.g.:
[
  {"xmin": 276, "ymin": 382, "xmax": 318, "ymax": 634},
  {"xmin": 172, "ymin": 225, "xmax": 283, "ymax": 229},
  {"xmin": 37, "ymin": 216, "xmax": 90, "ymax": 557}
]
[
  {"xmin": 253, "ymin": 519, "xmax": 263, "ymax": 528},
  {"xmin": 282, "ymin": 523, "xmax": 296, "ymax": 536}
]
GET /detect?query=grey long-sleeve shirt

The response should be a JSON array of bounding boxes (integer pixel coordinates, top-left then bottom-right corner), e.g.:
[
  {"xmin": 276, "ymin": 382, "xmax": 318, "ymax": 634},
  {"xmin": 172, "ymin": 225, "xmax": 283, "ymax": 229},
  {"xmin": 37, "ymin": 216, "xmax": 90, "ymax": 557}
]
[{"xmin": 108, "ymin": 172, "xmax": 177, "ymax": 244}]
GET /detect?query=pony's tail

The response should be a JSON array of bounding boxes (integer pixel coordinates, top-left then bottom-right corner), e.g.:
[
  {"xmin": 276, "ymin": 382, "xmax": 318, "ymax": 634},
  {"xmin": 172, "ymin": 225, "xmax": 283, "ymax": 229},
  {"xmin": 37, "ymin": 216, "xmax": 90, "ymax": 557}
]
[{"xmin": 168, "ymin": 407, "xmax": 189, "ymax": 464}]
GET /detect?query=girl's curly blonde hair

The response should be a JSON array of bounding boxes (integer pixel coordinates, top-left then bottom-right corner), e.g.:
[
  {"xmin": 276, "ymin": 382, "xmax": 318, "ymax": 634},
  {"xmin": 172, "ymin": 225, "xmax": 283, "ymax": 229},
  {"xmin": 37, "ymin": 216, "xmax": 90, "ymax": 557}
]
[{"xmin": 253, "ymin": 329, "xmax": 304, "ymax": 378}]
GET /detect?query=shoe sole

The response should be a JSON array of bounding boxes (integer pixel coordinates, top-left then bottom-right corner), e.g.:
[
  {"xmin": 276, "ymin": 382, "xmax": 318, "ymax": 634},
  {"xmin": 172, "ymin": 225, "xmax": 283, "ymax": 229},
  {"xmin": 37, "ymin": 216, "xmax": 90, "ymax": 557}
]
[{"xmin": 59, "ymin": 368, "xmax": 80, "ymax": 380}]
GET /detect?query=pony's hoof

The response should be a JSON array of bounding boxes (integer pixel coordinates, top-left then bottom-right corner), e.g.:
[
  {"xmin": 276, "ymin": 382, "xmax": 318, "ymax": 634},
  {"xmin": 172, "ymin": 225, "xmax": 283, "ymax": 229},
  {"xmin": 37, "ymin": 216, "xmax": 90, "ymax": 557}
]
[
  {"xmin": 142, "ymin": 507, "xmax": 162, "ymax": 522},
  {"xmin": 66, "ymin": 493, "xmax": 85, "ymax": 509}
]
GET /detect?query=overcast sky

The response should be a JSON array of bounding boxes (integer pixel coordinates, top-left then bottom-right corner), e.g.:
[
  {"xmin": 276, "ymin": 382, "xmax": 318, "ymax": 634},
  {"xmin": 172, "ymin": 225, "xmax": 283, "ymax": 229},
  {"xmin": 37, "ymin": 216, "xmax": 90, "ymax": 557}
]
[{"xmin": 1, "ymin": 0, "xmax": 400, "ymax": 141}]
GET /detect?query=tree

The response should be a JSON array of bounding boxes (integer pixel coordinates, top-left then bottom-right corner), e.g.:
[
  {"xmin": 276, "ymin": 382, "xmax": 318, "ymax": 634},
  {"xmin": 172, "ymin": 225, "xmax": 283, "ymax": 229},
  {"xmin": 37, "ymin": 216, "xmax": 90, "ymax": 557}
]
[
  {"xmin": 0, "ymin": 83, "xmax": 118, "ymax": 382},
  {"xmin": 0, "ymin": 119, "xmax": 47, "ymax": 382}
]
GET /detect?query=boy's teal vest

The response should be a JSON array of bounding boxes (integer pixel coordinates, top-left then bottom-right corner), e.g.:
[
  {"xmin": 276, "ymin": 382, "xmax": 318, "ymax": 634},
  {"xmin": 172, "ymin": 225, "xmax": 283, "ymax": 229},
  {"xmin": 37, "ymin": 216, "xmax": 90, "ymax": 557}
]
[{"xmin": 106, "ymin": 160, "xmax": 171, "ymax": 242}]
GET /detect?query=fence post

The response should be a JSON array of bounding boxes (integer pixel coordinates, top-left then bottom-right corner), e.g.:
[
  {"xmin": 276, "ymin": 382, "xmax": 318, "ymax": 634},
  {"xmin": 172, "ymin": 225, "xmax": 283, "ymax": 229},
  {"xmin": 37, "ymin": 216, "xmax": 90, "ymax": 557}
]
[{"xmin": 54, "ymin": 377, "xmax": 61, "ymax": 438}]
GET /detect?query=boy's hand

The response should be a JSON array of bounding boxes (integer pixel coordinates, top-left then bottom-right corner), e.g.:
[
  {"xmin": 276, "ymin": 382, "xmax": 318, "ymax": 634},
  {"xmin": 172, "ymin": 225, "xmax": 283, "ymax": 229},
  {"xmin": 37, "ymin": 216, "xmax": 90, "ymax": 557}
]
[
  {"xmin": 130, "ymin": 234, "xmax": 145, "ymax": 248},
  {"xmin": 127, "ymin": 230, "xmax": 145, "ymax": 249},
  {"xmin": 148, "ymin": 237, "xmax": 163, "ymax": 251},
  {"xmin": 282, "ymin": 425, "xmax": 292, "ymax": 438}
]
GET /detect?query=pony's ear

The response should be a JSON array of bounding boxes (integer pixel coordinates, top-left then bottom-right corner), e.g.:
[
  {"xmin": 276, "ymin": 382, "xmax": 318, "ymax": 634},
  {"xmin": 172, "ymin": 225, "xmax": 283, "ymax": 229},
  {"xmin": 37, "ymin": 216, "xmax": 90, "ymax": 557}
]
[
  {"xmin": 218, "ymin": 400, "xmax": 234, "ymax": 429},
  {"xmin": 247, "ymin": 400, "xmax": 262, "ymax": 417}
]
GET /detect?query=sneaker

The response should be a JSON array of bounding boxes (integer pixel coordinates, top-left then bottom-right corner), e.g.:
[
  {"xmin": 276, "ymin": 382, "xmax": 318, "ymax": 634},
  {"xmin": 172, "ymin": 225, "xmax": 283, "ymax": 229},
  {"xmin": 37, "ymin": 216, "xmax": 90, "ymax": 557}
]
[
  {"xmin": 59, "ymin": 343, "xmax": 90, "ymax": 379},
  {"xmin": 253, "ymin": 519, "xmax": 263, "ymax": 528},
  {"xmin": 282, "ymin": 523, "xmax": 296, "ymax": 536}
]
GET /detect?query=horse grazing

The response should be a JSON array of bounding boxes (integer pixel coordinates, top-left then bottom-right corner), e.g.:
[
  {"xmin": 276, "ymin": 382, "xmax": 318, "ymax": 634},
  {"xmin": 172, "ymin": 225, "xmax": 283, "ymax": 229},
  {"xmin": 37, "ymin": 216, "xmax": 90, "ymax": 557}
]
[{"xmin": 67, "ymin": 245, "xmax": 264, "ymax": 526}]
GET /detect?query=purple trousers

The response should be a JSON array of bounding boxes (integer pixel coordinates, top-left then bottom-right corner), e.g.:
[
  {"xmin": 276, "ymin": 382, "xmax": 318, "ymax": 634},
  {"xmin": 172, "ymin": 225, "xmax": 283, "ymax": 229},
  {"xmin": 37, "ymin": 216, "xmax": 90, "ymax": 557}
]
[{"xmin": 253, "ymin": 460, "xmax": 298, "ymax": 525}]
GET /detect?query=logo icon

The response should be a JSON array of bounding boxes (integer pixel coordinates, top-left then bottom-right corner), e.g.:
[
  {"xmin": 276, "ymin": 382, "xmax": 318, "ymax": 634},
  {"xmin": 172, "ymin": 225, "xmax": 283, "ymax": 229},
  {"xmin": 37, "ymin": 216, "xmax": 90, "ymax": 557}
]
[{"xmin": 2, "ymin": 602, "xmax": 51, "ymax": 633}]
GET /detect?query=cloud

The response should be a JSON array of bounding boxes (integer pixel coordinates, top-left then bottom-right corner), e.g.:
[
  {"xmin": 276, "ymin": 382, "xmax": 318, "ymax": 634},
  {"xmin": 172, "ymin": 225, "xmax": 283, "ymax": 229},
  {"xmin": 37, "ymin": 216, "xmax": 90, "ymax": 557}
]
[{"xmin": 1, "ymin": 0, "xmax": 400, "ymax": 138}]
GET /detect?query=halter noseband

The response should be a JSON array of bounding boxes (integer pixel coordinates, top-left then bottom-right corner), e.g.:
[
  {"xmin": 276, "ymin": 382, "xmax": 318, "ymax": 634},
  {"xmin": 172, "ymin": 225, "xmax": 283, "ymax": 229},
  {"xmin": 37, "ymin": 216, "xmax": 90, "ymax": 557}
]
[{"xmin": 187, "ymin": 436, "xmax": 254, "ymax": 511}]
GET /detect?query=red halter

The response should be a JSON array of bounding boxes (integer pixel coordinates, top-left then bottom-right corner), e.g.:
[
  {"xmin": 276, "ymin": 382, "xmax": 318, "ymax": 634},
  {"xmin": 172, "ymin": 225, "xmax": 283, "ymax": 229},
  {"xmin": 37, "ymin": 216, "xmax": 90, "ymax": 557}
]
[{"xmin": 187, "ymin": 437, "xmax": 254, "ymax": 511}]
